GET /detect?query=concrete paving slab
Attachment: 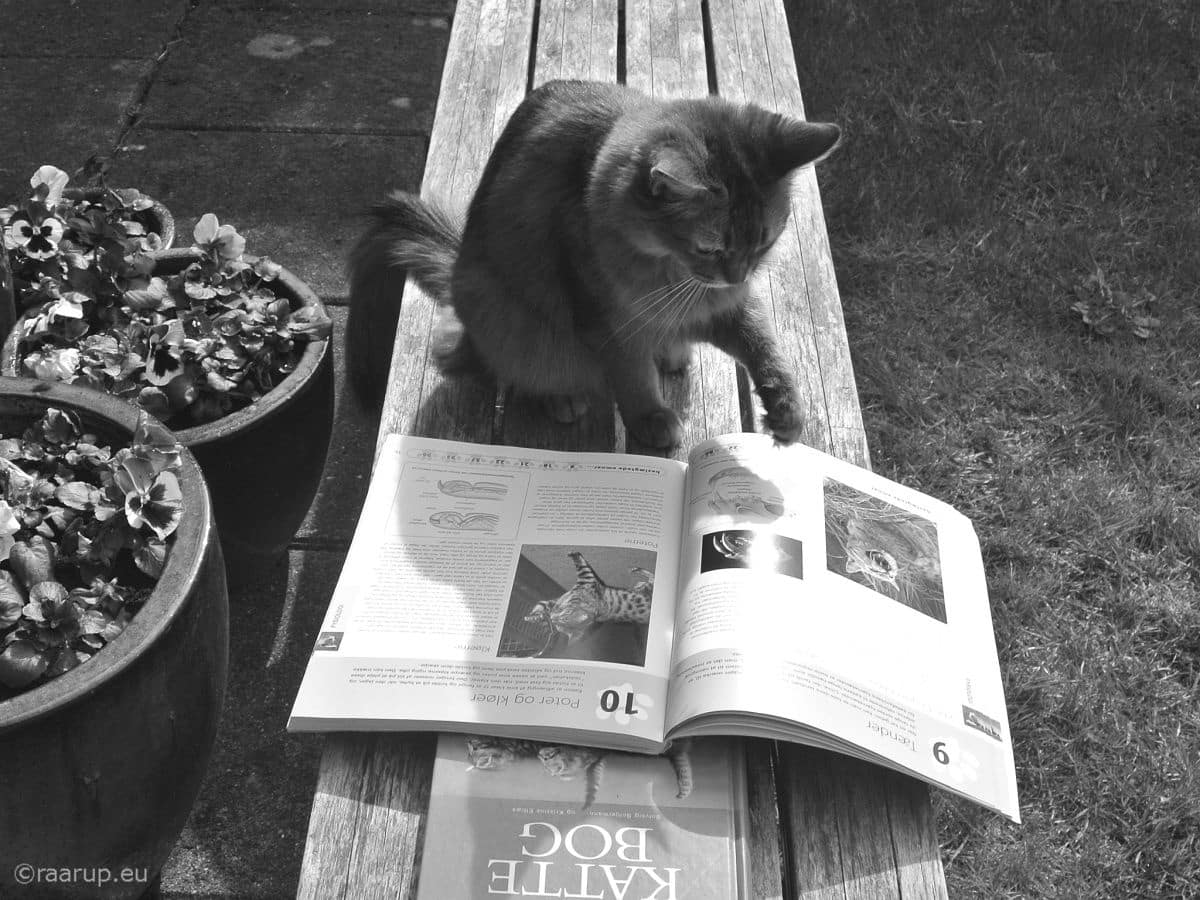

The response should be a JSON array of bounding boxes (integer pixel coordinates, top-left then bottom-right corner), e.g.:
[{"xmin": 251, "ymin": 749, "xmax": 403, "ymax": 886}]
[
  {"xmin": 141, "ymin": 6, "xmax": 449, "ymax": 134},
  {"xmin": 0, "ymin": 58, "xmax": 144, "ymax": 200},
  {"xmin": 0, "ymin": 0, "xmax": 189, "ymax": 58},
  {"xmin": 213, "ymin": 0, "xmax": 455, "ymax": 13},
  {"xmin": 295, "ymin": 305, "xmax": 380, "ymax": 545},
  {"xmin": 160, "ymin": 548, "xmax": 345, "ymax": 898},
  {"xmin": 106, "ymin": 130, "xmax": 427, "ymax": 296}
]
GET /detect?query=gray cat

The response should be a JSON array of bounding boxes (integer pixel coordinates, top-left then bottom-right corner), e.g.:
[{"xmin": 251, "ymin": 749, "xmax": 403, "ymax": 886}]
[{"xmin": 348, "ymin": 79, "xmax": 840, "ymax": 449}]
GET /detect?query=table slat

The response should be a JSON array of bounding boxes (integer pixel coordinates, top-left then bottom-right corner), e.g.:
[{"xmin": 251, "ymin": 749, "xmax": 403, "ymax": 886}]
[
  {"xmin": 300, "ymin": 2, "xmax": 535, "ymax": 895},
  {"xmin": 706, "ymin": 2, "xmax": 945, "ymax": 896}
]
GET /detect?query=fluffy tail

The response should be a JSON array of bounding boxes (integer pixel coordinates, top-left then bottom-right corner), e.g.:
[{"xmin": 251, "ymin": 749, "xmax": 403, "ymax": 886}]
[{"xmin": 346, "ymin": 192, "xmax": 461, "ymax": 409}]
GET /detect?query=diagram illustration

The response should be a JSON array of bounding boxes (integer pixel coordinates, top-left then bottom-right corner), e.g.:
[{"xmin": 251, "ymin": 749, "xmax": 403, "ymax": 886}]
[
  {"xmin": 704, "ymin": 466, "xmax": 785, "ymax": 522},
  {"xmin": 437, "ymin": 479, "xmax": 508, "ymax": 500},
  {"xmin": 428, "ymin": 511, "xmax": 500, "ymax": 532}
]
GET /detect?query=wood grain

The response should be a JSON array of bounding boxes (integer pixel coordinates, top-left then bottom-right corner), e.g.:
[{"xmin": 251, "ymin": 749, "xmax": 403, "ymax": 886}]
[
  {"xmin": 300, "ymin": 1, "xmax": 534, "ymax": 896},
  {"xmin": 707, "ymin": 1, "xmax": 944, "ymax": 895}
]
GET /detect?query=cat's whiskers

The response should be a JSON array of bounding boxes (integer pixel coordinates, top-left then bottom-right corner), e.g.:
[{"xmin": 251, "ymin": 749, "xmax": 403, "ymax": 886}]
[
  {"xmin": 652, "ymin": 279, "xmax": 709, "ymax": 350},
  {"xmin": 637, "ymin": 278, "xmax": 704, "ymax": 348},
  {"xmin": 605, "ymin": 278, "xmax": 696, "ymax": 345}
]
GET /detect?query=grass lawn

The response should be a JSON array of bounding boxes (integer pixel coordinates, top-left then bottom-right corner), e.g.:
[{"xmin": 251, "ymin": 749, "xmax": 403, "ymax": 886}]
[{"xmin": 783, "ymin": 0, "xmax": 1200, "ymax": 896}]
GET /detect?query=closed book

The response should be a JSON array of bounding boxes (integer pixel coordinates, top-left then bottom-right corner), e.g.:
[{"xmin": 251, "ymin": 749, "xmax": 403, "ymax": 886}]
[{"xmin": 416, "ymin": 734, "xmax": 749, "ymax": 899}]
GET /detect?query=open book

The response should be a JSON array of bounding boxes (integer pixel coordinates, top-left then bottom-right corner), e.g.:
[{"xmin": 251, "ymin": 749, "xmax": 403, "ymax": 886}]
[{"xmin": 288, "ymin": 432, "xmax": 1021, "ymax": 822}]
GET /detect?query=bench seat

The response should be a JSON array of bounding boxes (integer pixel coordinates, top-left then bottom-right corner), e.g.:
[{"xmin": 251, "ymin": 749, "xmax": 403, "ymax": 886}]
[{"xmin": 297, "ymin": 1, "xmax": 949, "ymax": 897}]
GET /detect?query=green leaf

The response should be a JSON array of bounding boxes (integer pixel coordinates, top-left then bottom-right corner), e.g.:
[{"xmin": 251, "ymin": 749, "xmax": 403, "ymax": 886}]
[
  {"xmin": 9, "ymin": 537, "xmax": 57, "ymax": 589},
  {"xmin": 0, "ymin": 575, "xmax": 25, "ymax": 627},
  {"xmin": 0, "ymin": 640, "xmax": 49, "ymax": 689},
  {"xmin": 45, "ymin": 644, "xmax": 79, "ymax": 677},
  {"xmin": 134, "ymin": 537, "xmax": 167, "ymax": 578}
]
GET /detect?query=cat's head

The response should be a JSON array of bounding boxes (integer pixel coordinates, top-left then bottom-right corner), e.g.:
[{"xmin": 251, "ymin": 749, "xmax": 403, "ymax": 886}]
[
  {"xmin": 465, "ymin": 737, "xmax": 509, "ymax": 770},
  {"xmin": 538, "ymin": 745, "xmax": 596, "ymax": 778},
  {"xmin": 617, "ymin": 100, "xmax": 840, "ymax": 286}
]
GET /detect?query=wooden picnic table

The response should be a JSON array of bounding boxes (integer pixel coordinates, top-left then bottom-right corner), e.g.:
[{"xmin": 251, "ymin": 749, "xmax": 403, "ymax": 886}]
[{"xmin": 298, "ymin": 0, "xmax": 949, "ymax": 896}]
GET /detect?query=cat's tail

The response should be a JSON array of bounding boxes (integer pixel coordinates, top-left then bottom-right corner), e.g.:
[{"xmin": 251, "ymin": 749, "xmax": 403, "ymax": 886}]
[{"xmin": 346, "ymin": 192, "xmax": 463, "ymax": 409}]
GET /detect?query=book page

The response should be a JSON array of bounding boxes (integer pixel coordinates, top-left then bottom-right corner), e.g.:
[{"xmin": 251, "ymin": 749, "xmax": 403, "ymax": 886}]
[
  {"xmin": 289, "ymin": 434, "xmax": 686, "ymax": 752},
  {"xmin": 664, "ymin": 433, "xmax": 1020, "ymax": 821}
]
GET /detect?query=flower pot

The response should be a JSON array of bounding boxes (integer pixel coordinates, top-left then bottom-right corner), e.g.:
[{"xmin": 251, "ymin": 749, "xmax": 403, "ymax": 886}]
[
  {"xmin": 0, "ymin": 378, "xmax": 228, "ymax": 899},
  {"xmin": 1, "ymin": 248, "xmax": 336, "ymax": 572},
  {"xmin": 0, "ymin": 242, "xmax": 13, "ymax": 353}
]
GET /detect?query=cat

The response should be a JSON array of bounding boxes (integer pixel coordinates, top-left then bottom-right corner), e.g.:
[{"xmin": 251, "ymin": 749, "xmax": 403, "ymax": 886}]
[
  {"xmin": 524, "ymin": 551, "xmax": 653, "ymax": 657},
  {"xmin": 464, "ymin": 735, "xmax": 694, "ymax": 810},
  {"xmin": 824, "ymin": 479, "xmax": 946, "ymax": 621},
  {"xmin": 347, "ymin": 79, "xmax": 840, "ymax": 449}
]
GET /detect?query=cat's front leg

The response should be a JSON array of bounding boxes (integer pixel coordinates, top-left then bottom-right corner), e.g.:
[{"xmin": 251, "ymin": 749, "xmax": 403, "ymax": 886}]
[
  {"xmin": 598, "ymin": 346, "xmax": 683, "ymax": 450},
  {"xmin": 709, "ymin": 306, "xmax": 804, "ymax": 445}
]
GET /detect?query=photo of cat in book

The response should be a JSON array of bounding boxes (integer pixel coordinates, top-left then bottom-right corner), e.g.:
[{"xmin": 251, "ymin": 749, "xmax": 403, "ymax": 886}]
[
  {"xmin": 347, "ymin": 79, "xmax": 841, "ymax": 449},
  {"xmin": 463, "ymin": 735, "xmax": 694, "ymax": 810},
  {"xmin": 823, "ymin": 478, "xmax": 946, "ymax": 622},
  {"xmin": 496, "ymin": 545, "xmax": 656, "ymax": 666}
]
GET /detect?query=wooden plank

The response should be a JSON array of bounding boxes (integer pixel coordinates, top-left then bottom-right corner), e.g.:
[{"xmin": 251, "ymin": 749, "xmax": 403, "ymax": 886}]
[
  {"xmin": 707, "ymin": 1, "xmax": 945, "ymax": 896},
  {"xmin": 535, "ymin": 0, "xmax": 618, "ymax": 85},
  {"xmin": 745, "ymin": 739, "xmax": 787, "ymax": 900},
  {"xmin": 300, "ymin": 3, "xmax": 535, "ymax": 897},
  {"xmin": 885, "ymin": 769, "xmax": 951, "ymax": 900}
]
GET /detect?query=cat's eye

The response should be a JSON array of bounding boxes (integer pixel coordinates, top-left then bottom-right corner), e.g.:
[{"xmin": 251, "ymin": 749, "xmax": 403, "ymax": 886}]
[{"xmin": 695, "ymin": 244, "xmax": 722, "ymax": 256}]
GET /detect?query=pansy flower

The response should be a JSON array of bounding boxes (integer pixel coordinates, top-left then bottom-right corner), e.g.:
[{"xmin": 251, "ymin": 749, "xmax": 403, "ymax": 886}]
[
  {"xmin": 29, "ymin": 165, "xmax": 70, "ymax": 206},
  {"xmin": 144, "ymin": 320, "xmax": 186, "ymax": 386},
  {"xmin": 113, "ymin": 454, "xmax": 182, "ymax": 539},
  {"xmin": 3, "ymin": 208, "xmax": 65, "ymax": 259},
  {"xmin": 192, "ymin": 213, "xmax": 246, "ymax": 261}
]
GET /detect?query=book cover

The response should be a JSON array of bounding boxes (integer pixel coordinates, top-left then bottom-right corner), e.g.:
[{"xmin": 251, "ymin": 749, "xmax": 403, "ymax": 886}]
[{"xmin": 416, "ymin": 734, "xmax": 748, "ymax": 899}]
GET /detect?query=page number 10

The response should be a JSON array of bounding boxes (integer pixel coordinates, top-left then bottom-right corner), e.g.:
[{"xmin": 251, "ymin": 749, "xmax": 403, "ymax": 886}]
[{"xmin": 599, "ymin": 689, "xmax": 639, "ymax": 716}]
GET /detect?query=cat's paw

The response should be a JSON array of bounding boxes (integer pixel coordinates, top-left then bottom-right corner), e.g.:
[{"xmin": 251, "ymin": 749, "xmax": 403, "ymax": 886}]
[
  {"xmin": 544, "ymin": 394, "xmax": 591, "ymax": 423},
  {"xmin": 761, "ymin": 389, "xmax": 804, "ymax": 445},
  {"xmin": 627, "ymin": 408, "xmax": 684, "ymax": 450}
]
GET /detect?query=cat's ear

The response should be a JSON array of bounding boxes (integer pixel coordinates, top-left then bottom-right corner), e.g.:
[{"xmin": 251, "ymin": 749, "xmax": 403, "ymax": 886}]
[
  {"xmin": 768, "ymin": 117, "xmax": 841, "ymax": 175},
  {"xmin": 648, "ymin": 147, "xmax": 708, "ymax": 199}
]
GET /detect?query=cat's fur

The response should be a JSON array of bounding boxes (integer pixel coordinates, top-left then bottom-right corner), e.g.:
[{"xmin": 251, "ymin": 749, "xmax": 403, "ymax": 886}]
[{"xmin": 348, "ymin": 79, "xmax": 840, "ymax": 449}]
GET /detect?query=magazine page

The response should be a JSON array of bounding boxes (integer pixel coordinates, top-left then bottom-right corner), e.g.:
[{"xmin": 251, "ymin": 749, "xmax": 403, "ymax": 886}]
[
  {"xmin": 288, "ymin": 434, "xmax": 686, "ymax": 752},
  {"xmin": 416, "ymin": 734, "xmax": 749, "ymax": 900},
  {"xmin": 663, "ymin": 433, "xmax": 1021, "ymax": 821}
]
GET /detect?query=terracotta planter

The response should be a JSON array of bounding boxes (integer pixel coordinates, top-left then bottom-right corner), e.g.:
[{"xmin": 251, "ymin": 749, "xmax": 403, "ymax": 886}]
[
  {"xmin": 0, "ymin": 378, "xmax": 228, "ymax": 899},
  {"xmin": 2, "ymin": 248, "xmax": 335, "ymax": 571}
]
